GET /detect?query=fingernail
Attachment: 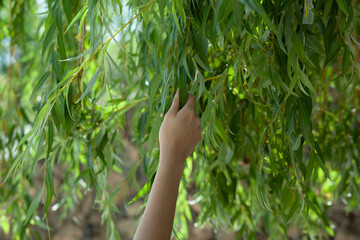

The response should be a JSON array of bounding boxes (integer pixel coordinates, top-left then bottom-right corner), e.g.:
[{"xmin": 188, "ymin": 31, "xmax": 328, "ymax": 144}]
[{"xmin": 175, "ymin": 89, "xmax": 179, "ymax": 96}]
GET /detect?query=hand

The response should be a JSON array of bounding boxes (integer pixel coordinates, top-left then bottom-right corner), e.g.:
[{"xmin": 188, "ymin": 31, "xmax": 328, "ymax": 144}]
[{"xmin": 159, "ymin": 89, "xmax": 201, "ymax": 165}]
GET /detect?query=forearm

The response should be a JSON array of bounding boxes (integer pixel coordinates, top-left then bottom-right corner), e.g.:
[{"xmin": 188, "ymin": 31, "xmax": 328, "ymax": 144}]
[
  {"xmin": 133, "ymin": 154, "xmax": 185, "ymax": 240},
  {"xmin": 133, "ymin": 91, "xmax": 200, "ymax": 239}
]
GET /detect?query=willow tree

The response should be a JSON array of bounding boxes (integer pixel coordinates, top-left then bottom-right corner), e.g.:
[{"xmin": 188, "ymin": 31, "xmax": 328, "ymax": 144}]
[{"xmin": 0, "ymin": 0, "xmax": 359, "ymax": 239}]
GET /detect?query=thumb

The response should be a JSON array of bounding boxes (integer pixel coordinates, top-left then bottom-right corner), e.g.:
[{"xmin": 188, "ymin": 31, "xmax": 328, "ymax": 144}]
[{"xmin": 167, "ymin": 89, "xmax": 179, "ymax": 115}]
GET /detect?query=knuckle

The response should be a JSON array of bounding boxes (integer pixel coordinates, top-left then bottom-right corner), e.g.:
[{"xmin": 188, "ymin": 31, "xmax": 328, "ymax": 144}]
[
  {"xmin": 164, "ymin": 113, "xmax": 172, "ymax": 120},
  {"xmin": 185, "ymin": 108, "xmax": 195, "ymax": 116}
]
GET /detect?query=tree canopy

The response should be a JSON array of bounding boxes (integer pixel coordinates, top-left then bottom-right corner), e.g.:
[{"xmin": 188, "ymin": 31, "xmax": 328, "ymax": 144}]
[{"xmin": 0, "ymin": 0, "xmax": 359, "ymax": 239}]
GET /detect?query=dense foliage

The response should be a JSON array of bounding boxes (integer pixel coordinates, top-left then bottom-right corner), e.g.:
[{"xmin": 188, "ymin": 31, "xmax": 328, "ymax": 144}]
[{"xmin": 0, "ymin": 0, "xmax": 359, "ymax": 239}]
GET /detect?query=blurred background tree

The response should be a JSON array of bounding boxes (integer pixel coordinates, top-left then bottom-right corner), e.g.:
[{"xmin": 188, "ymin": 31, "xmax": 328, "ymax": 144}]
[{"xmin": 0, "ymin": 0, "xmax": 359, "ymax": 239}]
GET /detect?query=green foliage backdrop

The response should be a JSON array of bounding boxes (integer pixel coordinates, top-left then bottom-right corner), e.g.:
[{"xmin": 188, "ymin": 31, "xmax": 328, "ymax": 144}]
[{"xmin": 0, "ymin": 0, "xmax": 359, "ymax": 239}]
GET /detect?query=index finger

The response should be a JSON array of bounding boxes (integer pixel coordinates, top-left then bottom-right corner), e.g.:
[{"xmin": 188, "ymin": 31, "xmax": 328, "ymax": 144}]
[
  {"xmin": 183, "ymin": 94, "xmax": 196, "ymax": 110},
  {"xmin": 167, "ymin": 89, "xmax": 180, "ymax": 115}
]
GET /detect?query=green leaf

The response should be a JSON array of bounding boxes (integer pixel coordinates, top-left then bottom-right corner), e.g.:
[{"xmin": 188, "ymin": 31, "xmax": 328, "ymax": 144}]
[
  {"xmin": 239, "ymin": 0, "xmax": 278, "ymax": 34},
  {"xmin": 175, "ymin": 0, "xmax": 186, "ymax": 23},
  {"xmin": 42, "ymin": 23, "xmax": 56, "ymax": 56},
  {"xmin": 232, "ymin": 0, "xmax": 244, "ymax": 32},
  {"xmin": 323, "ymin": 0, "xmax": 333, "ymax": 19},
  {"xmin": 62, "ymin": 0, "xmax": 73, "ymax": 22},
  {"xmin": 73, "ymin": 169, "xmax": 90, "ymax": 187},
  {"xmin": 256, "ymin": 177, "xmax": 272, "ymax": 211},
  {"xmin": 192, "ymin": 29, "xmax": 211, "ymax": 72},
  {"xmin": 105, "ymin": 52, "xmax": 127, "ymax": 81},
  {"xmin": 103, "ymin": 18, "xmax": 130, "ymax": 57},
  {"xmin": 302, "ymin": 0, "xmax": 314, "ymax": 25},
  {"xmin": 47, "ymin": 121, "xmax": 54, "ymax": 158},
  {"xmin": 172, "ymin": 3, "xmax": 182, "ymax": 34},
  {"xmin": 59, "ymin": 48, "xmax": 93, "ymax": 62},
  {"xmin": 33, "ymin": 101, "xmax": 52, "ymax": 133},
  {"xmin": 297, "ymin": 68, "xmax": 315, "ymax": 96},
  {"xmin": 65, "ymin": 4, "xmax": 88, "ymax": 34},
  {"xmin": 51, "ymin": 51, "xmax": 61, "ymax": 80},
  {"xmin": 128, "ymin": 172, "xmax": 156, "ymax": 205},
  {"xmin": 291, "ymin": 134, "xmax": 302, "ymax": 151},
  {"xmin": 297, "ymin": 98, "xmax": 315, "ymax": 147},
  {"xmin": 30, "ymin": 71, "xmax": 50, "ymax": 101},
  {"xmin": 286, "ymin": 198, "xmax": 299, "ymax": 223},
  {"xmin": 306, "ymin": 150, "xmax": 315, "ymax": 182},
  {"xmin": 200, "ymin": 100, "xmax": 212, "ymax": 127},
  {"xmin": 325, "ymin": 38, "xmax": 344, "ymax": 66},
  {"xmin": 158, "ymin": 0, "xmax": 167, "ymax": 18},
  {"xmin": 197, "ymin": 71, "xmax": 205, "ymax": 100},
  {"xmin": 149, "ymin": 74, "xmax": 162, "ymax": 112},
  {"xmin": 16, "ymin": 128, "xmax": 35, "ymax": 151},
  {"xmin": 194, "ymin": 53, "xmax": 212, "ymax": 72},
  {"xmin": 292, "ymin": 32, "xmax": 313, "ymax": 69},
  {"xmin": 87, "ymin": 144, "xmax": 93, "ymax": 172},
  {"xmin": 55, "ymin": 6, "xmax": 63, "ymax": 35},
  {"xmin": 304, "ymin": 195, "xmax": 329, "ymax": 225},
  {"xmin": 313, "ymin": 151, "xmax": 330, "ymax": 180},
  {"xmin": 44, "ymin": 162, "xmax": 55, "ymax": 213},
  {"xmin": 335, "ymin": 0, "xmax": 349, "ymax": 15},
  {"xmin": 217, "ymin": 171, "xmax": 229, "ymax": 205},
  {"xmin": 30, "ymin": 144, "xmax": 46, "ymax": 176},
  {"xmin": 0, "ymin": 215, "xmax": 10, "ymax": 234},
  {"xmin": 24, "ymin": 189, "xmax": 43, "ymax": 225},
  {"xmin": 341, "ymin": 45, "xmax": 350, "ymax": 75},
  {"xmin": 258, "ymin": 127, "xmax": 268, "ymax": 154},
  {"xmin": 147, "ymin": 112, "xmax": 162, "ymax": 158},
  {"xmin": 279, "ymin": 0, "xmax": 296, "ymax": 12},
  {"xmin": 75, "ymin": 66, "xmax": 102, "ymax": 103},
  {"xmin": 179, "ymin": 68, "xmax": 188, "ymax": 109},
  {"xmin": 286, "ymin": 65, "xmax": 298, "ymax": 100},
  {"xmin": 3, "ymin": 152, "xmax": 23, "ymax": 183}
]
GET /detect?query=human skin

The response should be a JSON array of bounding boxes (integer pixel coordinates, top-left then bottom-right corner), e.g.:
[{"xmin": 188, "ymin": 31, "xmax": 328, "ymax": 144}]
[{"xmin": 133, "ymin": 90, "xmax": 201, "ymax": 240}]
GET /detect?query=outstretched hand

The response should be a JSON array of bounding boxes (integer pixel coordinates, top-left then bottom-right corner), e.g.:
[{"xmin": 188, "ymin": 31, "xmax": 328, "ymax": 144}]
[{"xmin": 159, "ymin": 89, "xmax": 201, "ymax": 165}]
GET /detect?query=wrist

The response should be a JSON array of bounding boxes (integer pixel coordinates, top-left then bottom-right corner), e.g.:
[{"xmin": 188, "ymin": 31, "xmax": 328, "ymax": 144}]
[{"xmin": 158, "ymin": 152, "xmax": 185, "ymax": 176}]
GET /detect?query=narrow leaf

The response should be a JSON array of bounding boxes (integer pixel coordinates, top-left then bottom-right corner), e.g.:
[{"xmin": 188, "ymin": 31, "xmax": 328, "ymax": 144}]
[
  {"xmin": 65, "ymin": 5, "xmax": 88, "ymax": 33},
  {"xmin": 128, "ymin": 172, "xmax": 156, "ymax": 204},
  {"xmin": 75, "ymin": 66, "xmax": 102, "ymax": 103},
  {"xmin": 24, "ymin": 189, "xmax": 43, "ymax": 225}
]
